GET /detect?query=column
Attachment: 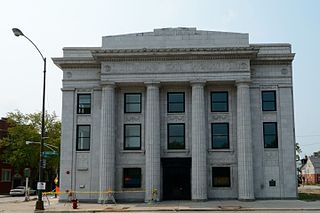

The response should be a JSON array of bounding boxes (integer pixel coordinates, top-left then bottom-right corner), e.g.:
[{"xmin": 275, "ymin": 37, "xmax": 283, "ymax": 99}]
[
  {"xmin": 98, "ymin": 83, "xmax": 116, "ymax": 203},
  {"xmin": 236, "ymin": 80, "xmax": 255, "ymax": 200},
  {"xmin": 145, "ymin": 83, "xmax": 161, "ymax": 202},
  {"xmin": 191, "ymin": 81, "xmax": 207, "ymax": 201}
]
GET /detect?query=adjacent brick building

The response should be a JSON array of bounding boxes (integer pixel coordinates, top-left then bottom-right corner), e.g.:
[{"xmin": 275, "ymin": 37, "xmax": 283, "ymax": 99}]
[
  {"xmin": 0, "ymin": 118, "xmax": 13, "ymax": 194},
  {"xmin": 301, "ymin": 156, "xmax": 320, "ymax": 184}
]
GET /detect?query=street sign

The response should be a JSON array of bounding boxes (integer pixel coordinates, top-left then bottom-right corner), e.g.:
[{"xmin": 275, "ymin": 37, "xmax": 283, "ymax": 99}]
[
  {"xmin": 24, "ymin": 168, "xmax": 30, "ymax": 177},
  {"xmin": 37, "ymin": 182, "xmax": 46, "ymax": 190},
  {"xmin": 43, "ymin": 151, "xmax": 58, "ymax": 158}
]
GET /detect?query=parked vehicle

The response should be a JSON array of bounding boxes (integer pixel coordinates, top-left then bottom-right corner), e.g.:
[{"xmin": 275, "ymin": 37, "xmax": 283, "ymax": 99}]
[{"xmin": 9, "ymin": 186, "xmax": 36, "ymax": 196}]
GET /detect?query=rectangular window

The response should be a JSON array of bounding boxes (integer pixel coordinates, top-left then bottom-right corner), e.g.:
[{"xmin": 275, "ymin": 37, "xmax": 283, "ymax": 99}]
[
  {"xmin": 76, "ymin": 125, "xmax": 90, "ymax": 151},
  {"xmin": 212, "ymin": 123, "xmax": 229, "ymax": 149},
  {"xmin": 262, "ymin": 91, "xmax": 276, "ymax": 111},
  {"xmin": 212, "ymin": 167, "xmax": 231, "ymax": 187},
  {"xmin": 211, "ymin": 92, "xmax": 228, "ymax": 112},
  {"xmin": 123, "ymin": 168, "xmax": 141, "ymax": 188},
  {"xmin": 77, "ymin": 94, "xmax": 91, "ymax": 114},
  {"xmin": 168, "ymin": 123, "xmax": 185, "ymax": 149},
  {"xmin": 167, "ymin": 92, "xmax": 185, "ymax": 113},
  {"xmin": 263, "ymin": 122, "xmax": 278, "ymax": 148},
  {"xmin": 124, "ymin": 124, "xmax": 141, "ymax": 150},
  {"xmin": 125, "ymin": 93, "xmax": 141, "ymax": 113},
  {"xmin": 1, "ymin": 169, "xmax": 11, "ymax": 182}
]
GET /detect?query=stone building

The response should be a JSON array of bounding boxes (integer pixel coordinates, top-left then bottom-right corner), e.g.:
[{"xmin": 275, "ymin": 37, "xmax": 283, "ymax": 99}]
[{"xmin": 53, "ymin": 28, "xmax": 297, "ymax": 202}]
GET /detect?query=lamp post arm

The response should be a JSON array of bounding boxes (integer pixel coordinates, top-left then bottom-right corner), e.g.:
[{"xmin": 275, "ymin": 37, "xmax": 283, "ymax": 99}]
[
  {"xmin": 22, "ymin": 34, "xmax": 45, "ymax": 61},
  {"xmin": 44, "ymin": 143, "xmax": 59, "ymax": 152}
]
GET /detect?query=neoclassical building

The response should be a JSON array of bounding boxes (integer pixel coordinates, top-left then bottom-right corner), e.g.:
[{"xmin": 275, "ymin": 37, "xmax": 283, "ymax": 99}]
[{"xmin": 53, "ymin": 28, "xmax": 297, "ymax": 202}]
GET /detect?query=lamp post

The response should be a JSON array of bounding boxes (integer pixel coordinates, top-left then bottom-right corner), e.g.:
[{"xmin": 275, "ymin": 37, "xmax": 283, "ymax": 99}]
[{"xmin": 12, "ymin": 28, "xmax": 46, "ymax": 210}]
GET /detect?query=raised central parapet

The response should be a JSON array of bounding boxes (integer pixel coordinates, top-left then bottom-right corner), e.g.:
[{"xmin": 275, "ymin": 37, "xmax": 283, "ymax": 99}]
[{"xmin": 102, "ymin": 27, "xmax": 249, "ymax": 49}]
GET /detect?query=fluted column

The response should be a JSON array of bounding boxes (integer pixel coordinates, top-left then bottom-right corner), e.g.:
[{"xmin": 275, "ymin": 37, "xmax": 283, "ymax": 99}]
[
  {"xmin": 191, "ymin": 81, "xmax": 207, "ymax": 201},
  {"xmin": 98, "ymin": 83, "xmax": 116, "ymax": 203},
  {"xmin": 145, "ymin": 83, "xmax": 161, "ymax": 202},
  {"xmin": 236, "ymin": 80, "xmax": 255, "ymax": 200}
]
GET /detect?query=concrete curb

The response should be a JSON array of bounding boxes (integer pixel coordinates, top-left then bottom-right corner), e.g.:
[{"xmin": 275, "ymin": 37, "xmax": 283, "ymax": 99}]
[{"xmin": 38, "ymin": 207, "xmax": 320, "ymax": 212}]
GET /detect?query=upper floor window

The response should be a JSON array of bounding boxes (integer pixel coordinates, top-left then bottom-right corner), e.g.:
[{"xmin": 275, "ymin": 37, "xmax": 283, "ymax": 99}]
[
  {"xmin": 123, "ymin": 168, "xmax": 141, "ymax": 188},
  {"xmin": 76, "ymin": 125, "xmax": 90, "ymax": 151},
  {"xmin": 262, "ymin": 91, "xmax": 276, "ymax": 111},
  {"xmin": 167, "ymin": 92, "xmax": 185, "ymax": 113},
  {"xmin": 124, "ymin": 124, "xmax": 141, "ymax": 150},
  {"xmin": 212, "ymin": 167, "xmax": 231, "ymax": 187},
  {"xmin": 211, "ymin": 92, "xmax": 228, "ymax": 112},
  {"xmin": 77, "ymin": 94, "xmax": 91, "ymax": 114},
  {"xmin": 1, "ymin": 169, "xmax": 11, "ymax": 182},
  {"xmin": 211, "ymin": 123, "xmax": 229, "ymax": 149},
  {"xmin": 125, "ymin": 93, "xmax": 141, "ymax": 113},
  {"xmin": 263, "ymin": 122, "xmax": 278, "ymax": 148},
  {"xmin": 168, "ymin": 123, "xmax": 185, "ymax": 149}
]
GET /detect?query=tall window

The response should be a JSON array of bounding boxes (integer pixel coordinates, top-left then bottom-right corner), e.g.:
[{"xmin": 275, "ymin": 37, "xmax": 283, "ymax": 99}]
[
  {"xmin": 125, "ymin": 93, "xmax": 141, "ymax": 113},
  {"xmin": 124, "ymin": 124, "xmax": 141, "ymax": 150},
  {"xmin": 76, "ymin": 125, "xmax": 90, "ymax": 151},
  {"xmin": 77, "ymin": 94, "xmax": 91, "ymax": 114},
  {"xmin": 263, "ymin": 122, "xmax": 278, "ymax": 148},
  {"xmin": 211, "ymin": 92, "xmax": 228, "ymax": 112},
  {"xmin": 1, "ymin": 169, "xmax": 11, "ymax": 182},
  {"xmin": 168, "ymin": 124, "xmax": 185, "ymax": 149},
  {"xmin": 167, "ymin": 92, "xmax": 185, "ymax": 113},
  {"xmin": 212, "ymin": 167, "xmax": 231, "ymax": 187},
  {"xmin": 211, "ymin": 123, "xmax": 229, "ymax": 149},
  {"xmin": 262, "ymin": 91, "xmax": 276, "ymax": 111},
  {"xmin": 123, "ymin": 168, "xmax": 141, "ymax": 188}
]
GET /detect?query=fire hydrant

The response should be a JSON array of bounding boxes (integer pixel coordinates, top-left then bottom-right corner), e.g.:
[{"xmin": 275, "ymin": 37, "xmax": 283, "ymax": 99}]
[{"xmin": 71, "ymin": 199, "xmax": 78, "ymax": 209}]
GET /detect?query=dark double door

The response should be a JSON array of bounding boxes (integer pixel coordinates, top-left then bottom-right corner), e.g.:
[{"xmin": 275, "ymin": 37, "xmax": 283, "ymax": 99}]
[{"xmin": 162, "ymin": 158, "xmax": 191, "ymax": 200}]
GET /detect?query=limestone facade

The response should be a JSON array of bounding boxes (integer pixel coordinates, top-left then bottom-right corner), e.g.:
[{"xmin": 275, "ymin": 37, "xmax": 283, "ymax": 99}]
[{"xmin": 53, "ymin": 28, "xmax": 297, "ymax": 202}]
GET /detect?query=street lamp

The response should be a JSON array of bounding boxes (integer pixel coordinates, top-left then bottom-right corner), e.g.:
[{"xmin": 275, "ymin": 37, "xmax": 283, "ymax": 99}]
[{"xmin": 12, "ymin": 28, "xmax": 47, "ymax": 210}]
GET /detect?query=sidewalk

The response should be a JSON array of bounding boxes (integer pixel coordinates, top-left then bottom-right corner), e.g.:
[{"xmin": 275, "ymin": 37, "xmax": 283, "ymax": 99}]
[{"xmin": 2, "ymin": 197, "xmax": 320, "ymax": 212}]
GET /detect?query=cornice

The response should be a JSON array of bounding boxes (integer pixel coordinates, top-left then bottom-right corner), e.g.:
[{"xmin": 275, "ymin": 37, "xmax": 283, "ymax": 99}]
[
  {"xmin": 91, "ymin": 47, "xmax": 259, "ymax": 62},
  {"xmin": 52, "ymin": 57, "xmax": 100, "ymax": 69},
  {"xmin": 251, "ymin": 53, "xmax": 295, "ymax": 65}
]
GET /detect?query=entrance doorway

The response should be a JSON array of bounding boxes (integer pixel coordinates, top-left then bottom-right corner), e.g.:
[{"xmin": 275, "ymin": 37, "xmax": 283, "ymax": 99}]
[{"xmin": 162, "ymin": 158, "xmax": 191, "ymax": 200}]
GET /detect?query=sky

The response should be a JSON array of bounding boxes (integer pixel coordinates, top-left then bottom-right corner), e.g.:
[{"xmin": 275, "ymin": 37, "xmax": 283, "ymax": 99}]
[{"xmin": 1, "ymin": 0, "xmax": 319, "ymax": 157}]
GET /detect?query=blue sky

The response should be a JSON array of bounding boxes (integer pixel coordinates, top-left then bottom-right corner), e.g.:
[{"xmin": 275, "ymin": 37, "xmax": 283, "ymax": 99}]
[{"xmin": 1, "ymin": 0, "xmax": 319, "ymax": 156}]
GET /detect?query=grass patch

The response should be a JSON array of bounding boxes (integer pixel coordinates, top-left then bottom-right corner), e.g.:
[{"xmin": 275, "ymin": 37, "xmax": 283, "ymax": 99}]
[{"xmin": 299, "ymin": 193, "xmax": 320, "ymax": 201}]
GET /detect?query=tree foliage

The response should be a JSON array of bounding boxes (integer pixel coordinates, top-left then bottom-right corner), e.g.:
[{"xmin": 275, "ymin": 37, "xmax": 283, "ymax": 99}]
[
  {"xmin": 0, "ymin": 110, "xmax": 61, "ymax": 181},
  {"xmin": 296, "ymin": 142, "xmax": 302, "ymax": 161}
]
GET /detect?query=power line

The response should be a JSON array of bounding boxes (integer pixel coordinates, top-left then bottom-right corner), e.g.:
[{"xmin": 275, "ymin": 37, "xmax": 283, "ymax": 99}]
[{"xmin": 296, "ymin": 135, "xmax": 320, "ymax": 137}]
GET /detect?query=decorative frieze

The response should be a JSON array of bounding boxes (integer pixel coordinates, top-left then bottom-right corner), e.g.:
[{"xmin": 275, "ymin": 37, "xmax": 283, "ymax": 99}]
[
  {"xmin": 124, "ymin": 115, "xmax": 141, "ymax": 123},
  {"xmin": 167, "ymin": 115, "xmax": 185, "ymax": 122},
  {"xmin": 103, "ymin": 60, "xmax": 250, "ymax": 75},
  {"xmin": 77, "ymin": 153, "xmax": 89, "ymax": 171}
]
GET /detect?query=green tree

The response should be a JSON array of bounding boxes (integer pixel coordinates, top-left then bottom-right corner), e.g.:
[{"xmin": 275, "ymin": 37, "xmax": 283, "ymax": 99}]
[
  {"xmin": 0, "ymin": 110, "xmax": 60, "ymax": 188},
  {"xmin": 296, "ymin": 142, "xmax": 302, "ymax": 161}
]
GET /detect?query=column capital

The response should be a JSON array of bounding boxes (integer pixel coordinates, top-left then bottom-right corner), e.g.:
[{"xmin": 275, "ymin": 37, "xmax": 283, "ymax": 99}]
[
  {"xmin": 101, "ymin": 81, "xmax": 116, "ymax": 88},
  {"xmin": 190, "ymin": 79, "xmax": 206, "ymax": 87},
  {"xmin": 144, "ymin": 81, "xmax": 161, "ymax": 87},
  {"xmin": 236, "ymin": 79, "xmax": 251, "ymax": 87}
]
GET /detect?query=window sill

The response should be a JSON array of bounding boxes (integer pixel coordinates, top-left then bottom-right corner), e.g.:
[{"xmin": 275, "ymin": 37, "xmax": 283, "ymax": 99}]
[
  {"xmin": 165, "ymin": 149, "xmax": 189, "ymax": 153},
  {"xmin": 121, "ymin": 150, "xmax": 145, "ymax": 153},
  {"xmin": 211, "ymin": 186, "xmax": 232, "ymax": 189},
  {"xmin": 208, "ymin": 149, "xmax": 233, "ymax": 152},
  {"xmin": 76, "ymin": 150, "xmax": 90, "ymax": 153},
  {"xmin": 121, "ymin": 188, "xmax": 142, "ymax": 191}
]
